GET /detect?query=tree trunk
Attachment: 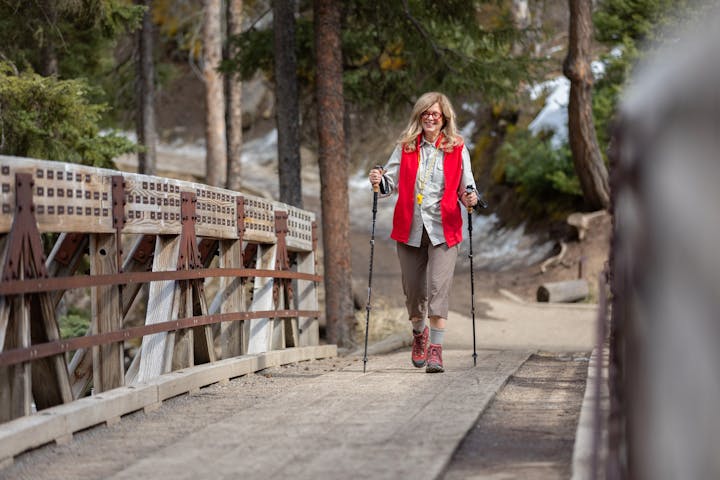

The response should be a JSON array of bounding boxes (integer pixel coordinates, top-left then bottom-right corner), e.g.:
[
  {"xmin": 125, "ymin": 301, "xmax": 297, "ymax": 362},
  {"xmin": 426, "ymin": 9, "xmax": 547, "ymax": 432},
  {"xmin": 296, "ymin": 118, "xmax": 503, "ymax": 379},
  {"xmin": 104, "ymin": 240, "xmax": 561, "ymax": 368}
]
[
  {"xmin": 536, "ymin": 279, "xmax": 589, "ymax": 302},
  {"xmin": 204, "ymin": 0, "xmax": 227, "ymax": 188},
  {"xmin": 563, "ymin": 0, "xmax": 610, "ymax": 210},
  {"xmin": 40, "ymin": 0, "xmax": 58, "ymax": 76},
  {"xmin": 226, "ymin": 0, "xmax": 243, "ymax": 191},
  {"xmin": 273, "ymin": 0, "xmax": 303, "ymax": 208},
  {"xmin": 314, "ymin": 0, "xmax": 354, "ymax": 347},
  {"xmin": 136, "ymin": 0, "xmax": 157, "ymax": 176}
]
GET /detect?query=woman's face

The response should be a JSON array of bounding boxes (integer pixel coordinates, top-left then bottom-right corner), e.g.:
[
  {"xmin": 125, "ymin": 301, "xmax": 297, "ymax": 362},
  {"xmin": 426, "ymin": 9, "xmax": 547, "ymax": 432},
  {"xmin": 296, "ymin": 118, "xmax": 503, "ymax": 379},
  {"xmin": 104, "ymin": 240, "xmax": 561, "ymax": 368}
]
[{"xmin": 420, "ymin": 102, "xmax": 444, "ymax": 139}]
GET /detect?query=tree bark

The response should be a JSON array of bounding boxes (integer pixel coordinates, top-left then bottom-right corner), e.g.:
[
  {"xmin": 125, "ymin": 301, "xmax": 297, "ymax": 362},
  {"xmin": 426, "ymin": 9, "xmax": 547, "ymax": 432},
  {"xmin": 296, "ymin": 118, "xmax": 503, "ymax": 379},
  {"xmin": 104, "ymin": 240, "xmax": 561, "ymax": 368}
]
[
  {"xmin": 563, "ymin": 0, "xmax": 610, "ymax": 210},
  {"xmin": 204, "ymin": 0, "xmax": 227, "ymax": 188},
  {"xmin": 40, "ymin": 0, "xmax": 58, "ymax": 76},
  {"xmin": 136, "ymin": 0, "xmax": 157, "ymax": 176},
  {"xmin": 273, "ymin": 0, "xmax": 303, "ymax": 208},
  {"xmin": 226, "ymin": 0, "xmax": 243, "ymax": 191},
  {"xmin": 314, "ymin": 0, "xmax": 354, "ymax": 347}
]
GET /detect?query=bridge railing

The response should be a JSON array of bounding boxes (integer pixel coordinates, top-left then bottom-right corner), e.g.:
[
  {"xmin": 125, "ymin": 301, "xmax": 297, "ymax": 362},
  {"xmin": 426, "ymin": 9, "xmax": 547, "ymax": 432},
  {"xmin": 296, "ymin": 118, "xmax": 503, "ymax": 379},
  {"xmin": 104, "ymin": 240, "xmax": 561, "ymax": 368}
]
[{"xmin": 0, "ymin": 155, "xmax": 324, "ymax": 425}]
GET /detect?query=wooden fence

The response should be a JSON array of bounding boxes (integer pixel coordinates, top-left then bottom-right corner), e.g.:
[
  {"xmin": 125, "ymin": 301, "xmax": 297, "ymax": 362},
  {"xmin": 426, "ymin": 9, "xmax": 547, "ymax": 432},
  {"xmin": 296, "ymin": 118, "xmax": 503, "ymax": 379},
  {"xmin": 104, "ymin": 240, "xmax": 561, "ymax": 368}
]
[{"xmin": 0, "ymin": 155, "xmax": 328, "ymax": 432}]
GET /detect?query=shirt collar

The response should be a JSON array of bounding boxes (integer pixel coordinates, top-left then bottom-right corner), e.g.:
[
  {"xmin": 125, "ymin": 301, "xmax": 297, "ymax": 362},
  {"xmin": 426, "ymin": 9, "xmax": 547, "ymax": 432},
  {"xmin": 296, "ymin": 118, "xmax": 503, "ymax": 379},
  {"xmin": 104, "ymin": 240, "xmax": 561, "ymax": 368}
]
[{"xmin": 420, "ymin": 133, "xmax": 443, "ymax": 148}]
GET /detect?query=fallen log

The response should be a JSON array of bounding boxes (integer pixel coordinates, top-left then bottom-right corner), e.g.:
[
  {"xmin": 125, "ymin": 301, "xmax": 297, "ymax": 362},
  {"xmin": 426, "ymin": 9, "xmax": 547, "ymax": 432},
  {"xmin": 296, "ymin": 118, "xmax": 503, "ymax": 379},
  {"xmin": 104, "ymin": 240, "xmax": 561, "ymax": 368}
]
[{"xmin": 536, "ymin": 279, "xmax": 589, "ymax": 303}]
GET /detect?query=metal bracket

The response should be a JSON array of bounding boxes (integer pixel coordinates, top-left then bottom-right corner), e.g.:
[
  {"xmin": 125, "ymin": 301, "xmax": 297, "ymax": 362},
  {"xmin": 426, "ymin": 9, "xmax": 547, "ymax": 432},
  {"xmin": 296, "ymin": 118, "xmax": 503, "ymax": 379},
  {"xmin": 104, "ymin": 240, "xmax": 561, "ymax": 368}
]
[
  {"xmin": 53, "ymin": 233, "xmax": 86, "ymax": 267},
  {"xmin": 131, "ymin": 235, "xmax": 155, "ymax": 264},
  {"xmin": 312, "ymin": 221, "xmax": 319, "ymax": 272},
  {"xmin": 236, "ymin": 195, "xmax": 245, "ymax": 239},
  {"xmin": 111, "ymin": 175, "xmax": 126, "ymax": 272},
  {"xmin": 273, "ymin": 210, "xmax": 293, "ymax": 309},
  {"xmin": 2, "ymin": 173, "xmax": 48, "ymax": 282},
  {"xmin": 178, "ymin": 191, "xmax": 201, "ymax": 270}
]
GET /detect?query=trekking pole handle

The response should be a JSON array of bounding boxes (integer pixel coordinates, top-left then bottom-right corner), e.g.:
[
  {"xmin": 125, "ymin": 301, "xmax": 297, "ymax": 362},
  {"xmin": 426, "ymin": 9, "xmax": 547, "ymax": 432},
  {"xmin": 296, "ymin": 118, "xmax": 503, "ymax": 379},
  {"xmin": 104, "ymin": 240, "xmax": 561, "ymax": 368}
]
[
  {"xmin": 465, "ymin": 185, "xmax": 474, "ymax": 213},
  {"xmin": 465, "ymin": 184, "xmax": 489, "ymax": 212},
  {"xmin": 371, "ymin": 165, "xmax": 384, "ymax": 193}
]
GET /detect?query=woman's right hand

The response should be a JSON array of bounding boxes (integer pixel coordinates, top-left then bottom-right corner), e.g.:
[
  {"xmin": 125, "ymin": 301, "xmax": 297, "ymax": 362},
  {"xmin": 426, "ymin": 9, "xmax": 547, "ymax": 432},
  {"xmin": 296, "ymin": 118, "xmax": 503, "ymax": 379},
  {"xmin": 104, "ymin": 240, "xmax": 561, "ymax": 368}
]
[{"xmin": 368, "ymin": 167, "xmax": 383, "ymax": 187}]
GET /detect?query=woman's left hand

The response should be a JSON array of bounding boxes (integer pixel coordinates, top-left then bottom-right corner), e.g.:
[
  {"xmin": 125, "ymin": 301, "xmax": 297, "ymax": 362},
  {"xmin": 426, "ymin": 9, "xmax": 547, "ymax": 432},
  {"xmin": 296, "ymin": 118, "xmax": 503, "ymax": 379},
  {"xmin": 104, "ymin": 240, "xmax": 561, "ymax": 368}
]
[{"xmin": 461, "ymin": 190, "xmax": 478, "ymax": 208}]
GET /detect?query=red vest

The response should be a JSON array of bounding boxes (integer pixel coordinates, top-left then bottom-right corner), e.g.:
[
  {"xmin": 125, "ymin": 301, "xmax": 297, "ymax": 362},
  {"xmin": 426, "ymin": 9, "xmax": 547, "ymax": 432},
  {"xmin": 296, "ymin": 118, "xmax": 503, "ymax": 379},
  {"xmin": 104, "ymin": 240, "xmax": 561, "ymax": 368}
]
[{"xmin": 391, "ymin": 135, "xmax": 464, "ymax": 247}]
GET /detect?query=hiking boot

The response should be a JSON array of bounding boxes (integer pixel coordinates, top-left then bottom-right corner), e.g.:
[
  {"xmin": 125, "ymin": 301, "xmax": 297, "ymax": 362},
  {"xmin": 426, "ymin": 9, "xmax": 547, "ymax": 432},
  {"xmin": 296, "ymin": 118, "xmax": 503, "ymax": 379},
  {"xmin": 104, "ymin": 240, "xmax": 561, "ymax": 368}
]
[
  {"xmin": 426, "ymin": 343, "xmax": 444, "ymax": 373},
  {"xmin": 411, "ymin": 326, "xmax": 429, "ymax": 368}
]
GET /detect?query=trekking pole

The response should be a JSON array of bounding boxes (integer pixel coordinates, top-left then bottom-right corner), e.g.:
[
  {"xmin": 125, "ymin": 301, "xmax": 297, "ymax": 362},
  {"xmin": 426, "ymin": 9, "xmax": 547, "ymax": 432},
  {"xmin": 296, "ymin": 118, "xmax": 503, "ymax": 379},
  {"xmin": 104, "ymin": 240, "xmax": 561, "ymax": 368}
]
[
  {"xmin": 466, "ymin": 185, "xmax": 488, "ymax": 366},
  {"xmin": 363, "ymin": 166, "xmax": 382, "ymax": 373}
]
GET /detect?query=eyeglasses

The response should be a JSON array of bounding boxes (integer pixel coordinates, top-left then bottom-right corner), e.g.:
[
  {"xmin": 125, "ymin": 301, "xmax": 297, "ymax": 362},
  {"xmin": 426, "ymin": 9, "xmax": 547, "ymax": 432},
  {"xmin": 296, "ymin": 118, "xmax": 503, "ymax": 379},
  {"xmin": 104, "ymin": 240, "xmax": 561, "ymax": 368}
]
[{"xmin": 421, "ymin": 111, "xmax": 443, "ymax": 120}]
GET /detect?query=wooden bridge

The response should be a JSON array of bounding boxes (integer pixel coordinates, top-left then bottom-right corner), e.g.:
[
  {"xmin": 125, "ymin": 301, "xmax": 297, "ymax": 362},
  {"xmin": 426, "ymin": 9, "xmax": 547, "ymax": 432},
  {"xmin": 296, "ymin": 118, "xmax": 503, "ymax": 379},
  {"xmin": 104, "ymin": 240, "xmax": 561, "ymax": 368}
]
[{"xmin": 0, "ymin": 155, "xmax": 334, "ymax": 463}]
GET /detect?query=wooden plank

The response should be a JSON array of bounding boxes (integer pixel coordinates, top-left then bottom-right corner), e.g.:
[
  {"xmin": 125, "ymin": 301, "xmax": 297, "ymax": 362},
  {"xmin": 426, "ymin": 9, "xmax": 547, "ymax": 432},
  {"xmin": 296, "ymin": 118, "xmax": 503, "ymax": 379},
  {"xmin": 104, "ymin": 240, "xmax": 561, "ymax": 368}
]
[
  {"xmin": 0, "ymin": 294, "xmax": 31, "ymax": 422},
  {"xmin": 243, "ymin": 197, "xmax": 276, "ymax": 244},
  {"xmin": 135, "ymin": 235, "xmax": 179, "ymax": 383},
  {"xmin": 170, "ymin": 281, "xmax": 193, "ymax": 371},
  {"xmin": 188, "ymin": 183, "xmax": 237, "ymax": 239},
  {"xmin": 122, "ymin": 174, "xmax": 182, "ymax": 236},
  {"xmin": 0, "ymin": 345, "xmax": 337, "ymax": 462},
  {"xmin": 191, "ymin": 282, "xmax": 215, "ymax": 364},
  {"xmin": 218, "ymin": 239, "xmax": 245, "ymax": 358},
  {"xmin": 0, "ymin": 235, "xmax": 9, "ymax": 349},
  {"xmin": 284, "ymin": 285, "xmax": 300, "ymax": 349},
  {"xmin": 296, "ymin": 251, "xmax": 319, "ymax": 346},
  {"xmin": 0, "ymin": 157, "xmax": 294, "ymax": 242},
  {"xmin": 64, "ymin": 235, "xmax": 153, "ymax": 398},
  {"xmin": 282, "ymin": 204, "xmax": 315, "ymax": 253},
  {"xmin": 89, "ymin": 234, "xmax": 124, "ymax": 392},
  {"xmin": 121, "ymin": 173, "xmax": 238, "ymax": 239},
  {"xmin": 0, "ymin": 156, "xmax": 113, "ymax": 234},
  {"xmin": 67, "ymin": 346, "xmax": 93, "ymax": 399},
  {"xmin": 270, "ymin": 284, "xmax": 285, "ymax": 350},
  {"xmin": 31, "ymin": 292, "xmax": 73, "ymax": 409},
  {"xmin": 246, "ymin": 244, "xmax": 276, "ymax": 354}
]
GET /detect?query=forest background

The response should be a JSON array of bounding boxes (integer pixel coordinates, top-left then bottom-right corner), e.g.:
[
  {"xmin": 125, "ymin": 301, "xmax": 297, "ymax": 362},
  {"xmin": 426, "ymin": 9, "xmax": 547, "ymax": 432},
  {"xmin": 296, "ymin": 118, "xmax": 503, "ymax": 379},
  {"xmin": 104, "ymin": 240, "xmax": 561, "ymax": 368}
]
[{"xmin": 0, "ymin": 0, "xmax": 709, "ymax": 346}]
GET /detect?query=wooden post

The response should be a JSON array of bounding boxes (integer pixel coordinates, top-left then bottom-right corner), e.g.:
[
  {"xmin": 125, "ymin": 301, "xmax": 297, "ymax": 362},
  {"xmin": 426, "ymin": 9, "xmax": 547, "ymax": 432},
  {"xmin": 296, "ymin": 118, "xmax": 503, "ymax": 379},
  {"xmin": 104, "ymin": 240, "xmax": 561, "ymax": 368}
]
[
  {"xmin": 136, "ymin": 235, "xmax": 179, "ymax": 383},
  {"xmin": 0, "ymin": 233, "xmax": 31, "ymax": 421},
  {"xmin": 296, "ymin": 250, "xmax": 319, "ymax": 347},
  {"xmin": 90, "ymin": 234, "xmax": 124, "ymax": 392},
  {"xmin": 1, "ymin": 174, "xmax": 71, "ymax": 415},
  {"xmin": 0, "ymin": 293, "xmax": 31, "ymax": 421},
  {"xmin": 219, "ymin": 239, "xmax": 245, "ymax": 358},
  {"xmin": 247, "ymin": 244, "xmax": 276, "ymax": 354}
]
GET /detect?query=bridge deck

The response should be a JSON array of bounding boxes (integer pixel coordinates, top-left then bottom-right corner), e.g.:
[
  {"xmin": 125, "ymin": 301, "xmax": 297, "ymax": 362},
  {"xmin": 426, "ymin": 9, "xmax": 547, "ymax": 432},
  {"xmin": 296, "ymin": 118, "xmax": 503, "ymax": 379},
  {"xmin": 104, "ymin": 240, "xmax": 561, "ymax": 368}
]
[{"xmin": 1, "ymin": 348, "xmax": 529, "ymax": 479}]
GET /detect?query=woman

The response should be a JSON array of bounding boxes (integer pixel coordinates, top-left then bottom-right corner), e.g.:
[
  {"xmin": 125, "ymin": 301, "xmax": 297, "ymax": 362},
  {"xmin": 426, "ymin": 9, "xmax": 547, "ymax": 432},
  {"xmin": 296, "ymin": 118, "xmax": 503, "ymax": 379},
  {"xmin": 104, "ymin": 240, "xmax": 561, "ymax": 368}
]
[{"xmin": 369, "ymin": 92, "xmax": 478, "ymax": 373}]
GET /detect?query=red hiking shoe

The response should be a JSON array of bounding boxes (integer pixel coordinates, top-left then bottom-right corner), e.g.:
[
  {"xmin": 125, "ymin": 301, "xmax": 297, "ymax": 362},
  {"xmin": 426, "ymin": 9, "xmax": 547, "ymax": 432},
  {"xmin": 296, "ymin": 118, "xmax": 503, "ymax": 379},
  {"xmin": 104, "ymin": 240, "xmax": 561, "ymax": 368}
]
[
  {"xmin": 411, "ymin": 326, "xmax": 429, "ymax": 368},
  {"xmin": 426, "ymin": 343, "xmax": 444, "ymax": 373}
]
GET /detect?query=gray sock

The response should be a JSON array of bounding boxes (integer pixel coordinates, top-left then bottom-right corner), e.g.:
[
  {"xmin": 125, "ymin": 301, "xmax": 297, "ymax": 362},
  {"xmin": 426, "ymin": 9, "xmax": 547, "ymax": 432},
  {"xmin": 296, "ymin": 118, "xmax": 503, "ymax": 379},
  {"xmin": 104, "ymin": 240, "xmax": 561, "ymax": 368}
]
[
  {"xmin": 411, "ymin": 318, "xmax": 426, "ymax": 334},
  {"xmin": 429, "ymin": 327, "xmax": 445, "ymax": 345}
]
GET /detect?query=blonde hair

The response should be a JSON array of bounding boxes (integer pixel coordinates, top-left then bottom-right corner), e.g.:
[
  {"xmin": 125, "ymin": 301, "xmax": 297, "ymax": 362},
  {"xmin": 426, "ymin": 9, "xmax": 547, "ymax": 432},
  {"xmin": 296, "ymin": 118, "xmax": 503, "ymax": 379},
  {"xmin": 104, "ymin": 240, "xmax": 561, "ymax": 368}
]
[{"xmin": 397, "ymin": 92, "xmax": 463, "ymax": 153}]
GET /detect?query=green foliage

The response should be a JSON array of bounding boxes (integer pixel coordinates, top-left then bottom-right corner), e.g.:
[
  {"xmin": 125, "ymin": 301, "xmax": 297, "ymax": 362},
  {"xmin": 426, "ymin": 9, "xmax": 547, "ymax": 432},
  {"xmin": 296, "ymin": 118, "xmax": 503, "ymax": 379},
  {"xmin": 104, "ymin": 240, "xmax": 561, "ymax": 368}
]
[
  {"xmin": 0, "ymin": 0, "xmax": 143, "ymax": 78},
  {"xmin": 497, "ymin": 128, "xmax": 583, "ymax": 218},
  {"xmin": 0, "ymin": 0, "xmax": 144, "ymax": 130},
  {"xmin": 0, "ymin": 62, "xmax": 136, "ymax": 167},
  {"xmin": 226, "ymin": 0, "xmax": 539, "ymax": 110},
  {"xmin": 59, "ymin": 307, "xmax": 90, "ymax": 339}
]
